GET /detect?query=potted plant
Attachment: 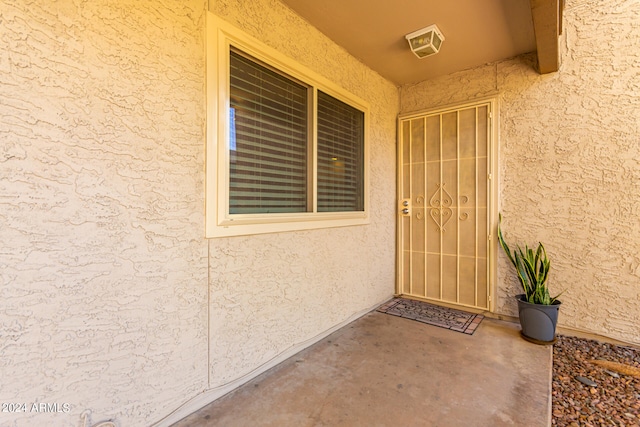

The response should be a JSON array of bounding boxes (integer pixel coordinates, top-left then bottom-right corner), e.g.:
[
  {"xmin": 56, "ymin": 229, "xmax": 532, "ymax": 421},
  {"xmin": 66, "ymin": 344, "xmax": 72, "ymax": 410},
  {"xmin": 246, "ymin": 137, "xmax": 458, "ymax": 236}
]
[{"xmin": 497, "ymin": 214, "xmax": 562, "ymax": 344}]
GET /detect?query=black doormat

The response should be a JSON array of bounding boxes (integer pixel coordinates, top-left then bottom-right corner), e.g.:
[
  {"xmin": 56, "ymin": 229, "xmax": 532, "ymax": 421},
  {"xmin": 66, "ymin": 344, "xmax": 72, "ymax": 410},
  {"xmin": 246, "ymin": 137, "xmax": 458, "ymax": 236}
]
[{"xmin": 377, "ymin": 298, "xmax": 483, "ymax": 335}]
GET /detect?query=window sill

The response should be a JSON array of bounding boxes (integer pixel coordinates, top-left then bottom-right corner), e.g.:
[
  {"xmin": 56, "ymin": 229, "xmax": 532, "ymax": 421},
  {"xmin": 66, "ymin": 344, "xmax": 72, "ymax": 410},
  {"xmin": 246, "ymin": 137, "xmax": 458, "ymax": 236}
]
[{"xmin": 206, "ymin": 212, "xmax": 369, "ymax": 238}]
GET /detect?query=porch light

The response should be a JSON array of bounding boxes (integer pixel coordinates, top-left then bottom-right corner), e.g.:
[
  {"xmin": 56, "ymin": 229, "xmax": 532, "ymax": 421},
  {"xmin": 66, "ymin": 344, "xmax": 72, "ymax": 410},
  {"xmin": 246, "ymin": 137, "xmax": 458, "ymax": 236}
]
[{"xmin": 405, "ymin": 24, "xmax": 445, "ymax": 59}]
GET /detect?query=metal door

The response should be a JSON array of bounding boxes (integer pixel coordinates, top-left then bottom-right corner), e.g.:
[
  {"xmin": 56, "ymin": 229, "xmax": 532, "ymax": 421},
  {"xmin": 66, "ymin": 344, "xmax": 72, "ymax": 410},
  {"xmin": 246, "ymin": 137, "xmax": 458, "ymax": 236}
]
[{"xmin": 397, "ymin": 100, "xmax": 496, "ymax": 310}]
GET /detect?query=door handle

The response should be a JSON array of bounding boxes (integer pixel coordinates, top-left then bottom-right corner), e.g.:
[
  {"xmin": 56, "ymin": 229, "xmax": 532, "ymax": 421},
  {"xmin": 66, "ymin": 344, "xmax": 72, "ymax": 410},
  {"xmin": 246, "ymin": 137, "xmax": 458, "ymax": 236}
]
[{"xmin": 399, "ymin": 199, "xmax": 411, "ymax": 216}]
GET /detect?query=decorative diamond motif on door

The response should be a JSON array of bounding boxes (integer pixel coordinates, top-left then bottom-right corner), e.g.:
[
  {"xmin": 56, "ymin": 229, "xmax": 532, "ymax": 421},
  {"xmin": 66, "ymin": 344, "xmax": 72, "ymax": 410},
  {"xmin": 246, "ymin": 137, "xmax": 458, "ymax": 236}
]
[{"xmin": 428, "ymin": 183, "xmax": 453, "ymax": 232}]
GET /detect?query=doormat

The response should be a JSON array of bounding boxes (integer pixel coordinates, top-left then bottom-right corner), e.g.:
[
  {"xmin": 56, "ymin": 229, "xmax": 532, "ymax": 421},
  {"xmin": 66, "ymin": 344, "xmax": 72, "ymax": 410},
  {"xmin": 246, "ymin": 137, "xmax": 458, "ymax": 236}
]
[{"xmin": 377, "ymin": 298, "xmax": 483, "ymax": 335}]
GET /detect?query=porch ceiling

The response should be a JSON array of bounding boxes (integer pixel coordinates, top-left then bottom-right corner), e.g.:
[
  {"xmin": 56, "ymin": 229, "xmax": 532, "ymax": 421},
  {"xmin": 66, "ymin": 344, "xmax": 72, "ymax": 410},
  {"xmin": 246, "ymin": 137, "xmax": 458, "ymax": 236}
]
[{"xmin": 280, "ymin": 0, "xmax": 562, "ymax": 85}]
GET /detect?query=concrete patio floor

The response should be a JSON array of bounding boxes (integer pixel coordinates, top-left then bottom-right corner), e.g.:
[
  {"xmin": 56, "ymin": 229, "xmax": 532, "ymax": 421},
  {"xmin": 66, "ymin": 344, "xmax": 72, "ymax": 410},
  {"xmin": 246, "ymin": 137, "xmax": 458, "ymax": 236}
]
[{"xmin": 172, "ymin": 309, "xmax": 552, "ymax": 427}]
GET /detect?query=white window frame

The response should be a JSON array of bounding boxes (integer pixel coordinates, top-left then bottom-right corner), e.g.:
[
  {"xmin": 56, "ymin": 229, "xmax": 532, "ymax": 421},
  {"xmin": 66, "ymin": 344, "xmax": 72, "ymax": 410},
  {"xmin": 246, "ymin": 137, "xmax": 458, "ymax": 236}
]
[{"xmin": 206, "ymin": 13, "xmax": 370, "ymax": 238}]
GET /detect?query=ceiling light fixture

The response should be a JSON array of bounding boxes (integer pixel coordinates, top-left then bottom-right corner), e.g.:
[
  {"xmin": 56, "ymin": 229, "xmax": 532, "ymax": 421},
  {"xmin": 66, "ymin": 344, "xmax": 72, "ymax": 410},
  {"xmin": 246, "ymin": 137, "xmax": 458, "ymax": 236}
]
[{"xmin": 405, "ymin": 24, "xmax": 445, "ymax": 59}]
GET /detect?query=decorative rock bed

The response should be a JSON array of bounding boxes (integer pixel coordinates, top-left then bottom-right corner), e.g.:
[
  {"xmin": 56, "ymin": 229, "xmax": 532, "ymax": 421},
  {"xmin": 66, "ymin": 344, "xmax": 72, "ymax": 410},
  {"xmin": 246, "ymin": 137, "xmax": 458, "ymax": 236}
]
[{"xmin": 552, "ymin": 335, "xmax": 640, "ymax": 426}]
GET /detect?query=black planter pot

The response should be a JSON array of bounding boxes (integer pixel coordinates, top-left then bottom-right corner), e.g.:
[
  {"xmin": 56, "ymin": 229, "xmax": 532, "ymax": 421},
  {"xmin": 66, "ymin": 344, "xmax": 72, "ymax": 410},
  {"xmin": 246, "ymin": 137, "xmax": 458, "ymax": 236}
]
[{"xmin": 516, "ymin": 294, "xmax": 561, "ymax": 345}]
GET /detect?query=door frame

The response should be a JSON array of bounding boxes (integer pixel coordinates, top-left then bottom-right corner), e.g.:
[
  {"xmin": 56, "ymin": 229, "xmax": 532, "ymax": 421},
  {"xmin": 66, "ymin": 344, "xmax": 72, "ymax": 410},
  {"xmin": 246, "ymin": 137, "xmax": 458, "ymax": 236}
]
[{"xmin": 395, "ymin": 96, "xmax": 499, "ymax": 312}]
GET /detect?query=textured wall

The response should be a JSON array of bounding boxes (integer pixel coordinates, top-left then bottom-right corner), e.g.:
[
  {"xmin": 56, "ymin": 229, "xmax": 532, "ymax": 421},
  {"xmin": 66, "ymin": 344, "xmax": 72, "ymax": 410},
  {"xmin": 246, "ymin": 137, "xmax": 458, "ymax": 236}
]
[
  {"xmin": 0, "ymin": 1, "xmax": 208, "ymax": 426},
  {"xmin": 1, "ymin": 0, "xmax": 397, "ymax": 424},
  {"xmin": 400, "ymin": 0, "xmax": 640, "ymax": 344},
  {"xmin": 208, "ymin": 0, "xmax": 398, "ymax": 386},
  {"xmin": 15, "ymin": 0, "xmax": 634, "ymax": 423}
]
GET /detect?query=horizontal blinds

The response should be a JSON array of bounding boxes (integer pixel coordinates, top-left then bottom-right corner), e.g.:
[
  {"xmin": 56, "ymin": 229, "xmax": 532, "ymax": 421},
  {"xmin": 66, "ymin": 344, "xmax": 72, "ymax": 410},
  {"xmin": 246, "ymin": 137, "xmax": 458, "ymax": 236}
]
[
  {"xmin": 317, "ymin": 91, "xmax": 365, "ymax": 212},
  {"xmin": 229, "ymin": 50, "xmax": 309, "ymax": 214}
]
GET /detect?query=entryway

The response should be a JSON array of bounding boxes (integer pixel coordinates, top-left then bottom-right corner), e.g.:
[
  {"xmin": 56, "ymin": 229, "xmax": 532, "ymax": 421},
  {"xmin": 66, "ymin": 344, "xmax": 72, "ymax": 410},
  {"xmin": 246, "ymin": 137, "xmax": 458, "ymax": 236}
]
[
  {"xmin": 170, "ymin": 312, "xmax": 551, "ymax": 426},
  {"xmin": 397, "ymin": 99, "xmax": 497, "ymax": 310}
]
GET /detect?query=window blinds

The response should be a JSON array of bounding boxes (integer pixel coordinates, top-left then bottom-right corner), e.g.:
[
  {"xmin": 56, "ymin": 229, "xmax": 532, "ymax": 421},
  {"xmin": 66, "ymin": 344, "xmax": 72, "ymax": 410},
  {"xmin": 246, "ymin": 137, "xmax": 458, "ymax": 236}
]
[
  {"xmin": 317, "ymin": 91, "xmax": 365, "ymax": 212},
  {"xmin": 229, "ymin": 50, "xmax": 309, "ymax": 214}
]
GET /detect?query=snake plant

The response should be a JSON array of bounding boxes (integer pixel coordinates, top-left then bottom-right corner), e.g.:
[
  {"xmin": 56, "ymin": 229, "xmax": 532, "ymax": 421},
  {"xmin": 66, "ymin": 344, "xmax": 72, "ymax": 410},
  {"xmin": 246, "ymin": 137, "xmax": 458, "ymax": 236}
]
[{"xmin": 497, "ymin": 214, "xmax": 561, "ymax": 305}]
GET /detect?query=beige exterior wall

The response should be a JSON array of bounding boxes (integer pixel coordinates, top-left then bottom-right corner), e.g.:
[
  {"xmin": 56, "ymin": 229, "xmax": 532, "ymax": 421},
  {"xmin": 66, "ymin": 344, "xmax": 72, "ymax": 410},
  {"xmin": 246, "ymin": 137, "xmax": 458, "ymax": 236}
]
[
  {"xmin": 1, "ymin": 0, "xmax": 397, "ymax": 426},
  {"xmin": 400, "ymin": 0, "xmax": 640, "ymax": 345},
  {"xmin": 207, "ymin": 0, "xmax": 398, "ymax": 387},
  {"xmin": 3, "ymin": 0, "xmax": 637, "ymax": 424},
  {"xmin": 1, "ymin": 1, "xmax": 210, "ymax": 426}
]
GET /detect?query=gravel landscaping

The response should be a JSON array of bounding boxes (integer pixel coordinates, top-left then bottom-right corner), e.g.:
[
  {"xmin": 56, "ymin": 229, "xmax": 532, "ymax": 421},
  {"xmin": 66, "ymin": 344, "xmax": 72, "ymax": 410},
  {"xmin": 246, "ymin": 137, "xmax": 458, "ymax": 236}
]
[{"xmin": 552, "ymin": 335, "xmax": 640, "ymax": 426}]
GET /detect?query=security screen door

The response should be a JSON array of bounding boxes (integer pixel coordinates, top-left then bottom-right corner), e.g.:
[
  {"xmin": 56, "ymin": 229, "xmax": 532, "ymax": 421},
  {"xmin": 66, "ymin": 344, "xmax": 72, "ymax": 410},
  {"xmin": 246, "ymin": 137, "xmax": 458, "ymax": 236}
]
[{"xmin": 397, "ymin": 101, "xmax": 494, "ymax": 310}]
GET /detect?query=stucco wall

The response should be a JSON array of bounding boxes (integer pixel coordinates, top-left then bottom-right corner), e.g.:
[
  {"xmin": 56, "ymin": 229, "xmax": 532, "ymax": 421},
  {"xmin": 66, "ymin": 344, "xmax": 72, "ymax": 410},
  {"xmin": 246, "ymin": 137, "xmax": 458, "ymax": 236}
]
[
  {"xmin": 1, "ymin": 1, "xmax": 209, "ymax": 426},
  {"xmin": 1, "ymin": 0, "xmax": 398, "ymax": 425},
  {"xmin": 400, "ymin": 0, "xmax": 640, "ymax": 344},
  {"xmin": 12, "ymin": 0, "xmax": 635, "ymax": 423},
  {"xmin": 207, "ymin": 0, "xmax": 398, "ymax": 386}
]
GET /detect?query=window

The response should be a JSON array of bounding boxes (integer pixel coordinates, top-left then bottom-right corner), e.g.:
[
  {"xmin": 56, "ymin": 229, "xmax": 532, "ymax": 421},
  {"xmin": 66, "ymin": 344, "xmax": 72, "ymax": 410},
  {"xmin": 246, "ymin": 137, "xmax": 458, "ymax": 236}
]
[
  {"xmin": 229, "ymin": 49, "xmax": 309, "ymax": 215},
  {"xmin": 207, "ymin": 15, "xmax": 369, "ymax": 237},
  {"xmin": 316, "ymin": 91, "xmax": 365, "ymax": 212}
]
